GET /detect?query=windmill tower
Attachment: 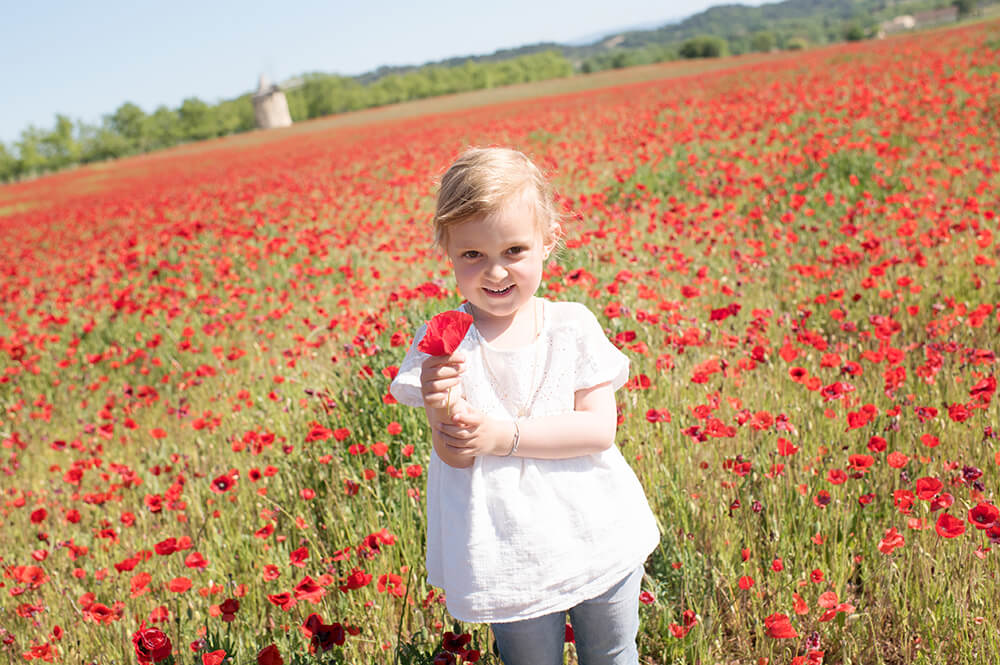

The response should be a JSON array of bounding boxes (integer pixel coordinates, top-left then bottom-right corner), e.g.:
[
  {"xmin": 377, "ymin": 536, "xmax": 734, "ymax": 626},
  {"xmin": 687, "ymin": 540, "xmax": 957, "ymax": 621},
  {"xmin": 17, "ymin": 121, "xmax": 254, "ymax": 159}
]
[{"xmin": 252, "ymin": 74, "xmax": 297, "ymax": 130}]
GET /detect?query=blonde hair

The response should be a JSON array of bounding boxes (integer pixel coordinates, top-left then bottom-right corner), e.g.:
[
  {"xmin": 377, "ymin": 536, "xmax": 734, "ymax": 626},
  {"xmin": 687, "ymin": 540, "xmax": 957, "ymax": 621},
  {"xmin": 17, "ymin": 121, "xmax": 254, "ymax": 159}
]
[{"xmin": 433, "ymin": 147, "xmax": 561, "ymax": 248}]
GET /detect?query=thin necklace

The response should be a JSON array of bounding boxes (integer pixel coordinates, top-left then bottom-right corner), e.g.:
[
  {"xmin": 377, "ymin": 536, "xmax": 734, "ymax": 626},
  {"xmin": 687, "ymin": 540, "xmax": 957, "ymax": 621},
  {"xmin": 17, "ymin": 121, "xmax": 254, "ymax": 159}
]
[{"xmin": 476, "ymin": 299, "xmax": 546, "ymax": 419}]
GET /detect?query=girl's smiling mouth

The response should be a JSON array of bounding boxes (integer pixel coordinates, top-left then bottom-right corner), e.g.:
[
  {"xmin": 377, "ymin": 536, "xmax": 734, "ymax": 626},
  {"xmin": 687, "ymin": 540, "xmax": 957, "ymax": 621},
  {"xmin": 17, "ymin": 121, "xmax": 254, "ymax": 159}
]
[{"xmin": 484, "ymin": 285, "xmax": 514, "ymax": 296}]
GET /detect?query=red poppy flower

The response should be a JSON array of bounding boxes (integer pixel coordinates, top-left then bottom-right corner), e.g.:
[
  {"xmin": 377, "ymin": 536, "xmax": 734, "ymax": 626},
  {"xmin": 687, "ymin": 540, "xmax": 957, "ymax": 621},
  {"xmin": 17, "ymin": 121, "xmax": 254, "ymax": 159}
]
[
  {"xmin": 764, "ymin": 613, "xmax": 798, "ymax": 639},
  {"xmin": 929, "ymin": 493, "xmax": 954, "ymax": 512},
  {"xmin": 294, "ymin": 576, "xmax": 326, "ymax": 604},
  {"xmin": 339, "ymin": 567, "xmax": 372, "ymax": 592},
  {"xmin": 776, "ymin": 438, "xmax": 798, "ymax": 456},
  {"xmin": 203, "ymin": 650, "xmax": 226, "ymax": 665},
  {"xmin": 210, "ymin": 471, "xmax": 237, "ymax": 493},
  {"xmin": 184, "ymin": 552, "xmax": 208, "ymax": 569},
  {"xmin": 935, "ymin": 512, "xmax": 966, "ymax": 538},
  {"xmin": 289, "ymin": 546, "xmax": 309, "ymax": 567},
  {"xmin": 968, "ymin": 503, "xmax": 999, "ymax": 530},
  {"xmin": 878, "ymin": 527, "xmax": 905, "ymax": 554},
  {"xmin": 168, "ymin": 577, "xmax": 192, "ymax": 592},
  {"xmin": 442, "ymin": 631, "xmax": 471, "ymax": 653},
  {"xmin": 417, "ymin": 310, "xmax": 474, "ymax": 355},
  {"xmin": 914, "ymin": 477, "xmax": 943, "ymax": 500},
  {"xmin": 257, "ymin": 645, "xmax": 283, "ymax": 665},
  {"xmin": 218, "ymin": 598, "xmax": 239, "ymax": 622},
  {"xmin": 155, "ymin": 538, "xmax": 178, "ymax": 556},
  {"xmin": 132, "ymin": 626, "xmax": 173, "ymax": 664},
  {"xmin": 970, "ymin": 376, "xmax": 996, "ymax": 399},
  {"xmin": 267, "ymin": 592, "xmax": 295, "ymax": 610},
  {"xmin": 302, "ymin": 613, "xmax": 345, "ymax": 652}
]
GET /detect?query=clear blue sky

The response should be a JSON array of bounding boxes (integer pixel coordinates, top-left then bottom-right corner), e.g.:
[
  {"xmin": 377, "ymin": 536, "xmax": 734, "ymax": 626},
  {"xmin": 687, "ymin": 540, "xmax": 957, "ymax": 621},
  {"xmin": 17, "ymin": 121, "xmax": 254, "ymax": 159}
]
[{"xmin": 1, "ymin": 0, "xmax": 764, "ymax": 144}]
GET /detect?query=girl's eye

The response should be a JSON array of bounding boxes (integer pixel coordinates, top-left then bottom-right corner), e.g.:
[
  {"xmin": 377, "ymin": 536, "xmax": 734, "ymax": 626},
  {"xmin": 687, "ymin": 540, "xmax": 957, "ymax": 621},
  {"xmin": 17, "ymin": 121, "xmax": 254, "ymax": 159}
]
[
  {"xmin": 506, "ymin": 246, "xmax": 526, "ymax": 256},
  {"xmin": 461, "ymin": 251, "xmax": 481, "ymax": 259}
]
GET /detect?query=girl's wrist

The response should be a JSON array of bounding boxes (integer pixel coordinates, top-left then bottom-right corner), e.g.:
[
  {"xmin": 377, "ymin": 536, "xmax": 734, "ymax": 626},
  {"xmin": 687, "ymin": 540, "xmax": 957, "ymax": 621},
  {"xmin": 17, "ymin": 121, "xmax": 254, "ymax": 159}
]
[{"xmin": 501, "ymin": 420, "xmax": 520, "ymax": 457}]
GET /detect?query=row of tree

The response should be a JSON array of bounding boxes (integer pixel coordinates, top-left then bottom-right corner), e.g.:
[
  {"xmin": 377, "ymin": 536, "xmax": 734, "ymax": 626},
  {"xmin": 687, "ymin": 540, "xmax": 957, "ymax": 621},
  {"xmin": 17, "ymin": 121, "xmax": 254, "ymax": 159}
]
[
  {"xmin": 2, "ymin": 0, "xmax": 985, "ymax": 183},
  {"xmin": 0, "ymin": 51, "xmax": 572, "ymax": 183}
]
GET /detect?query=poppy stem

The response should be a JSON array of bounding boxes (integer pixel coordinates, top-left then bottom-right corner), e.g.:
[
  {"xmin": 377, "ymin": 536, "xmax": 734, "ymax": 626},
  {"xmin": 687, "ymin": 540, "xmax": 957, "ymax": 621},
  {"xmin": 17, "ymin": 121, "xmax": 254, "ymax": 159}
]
[{"xmin": 392, "ymin": 566, "xmax": 414, "ymax": 665}]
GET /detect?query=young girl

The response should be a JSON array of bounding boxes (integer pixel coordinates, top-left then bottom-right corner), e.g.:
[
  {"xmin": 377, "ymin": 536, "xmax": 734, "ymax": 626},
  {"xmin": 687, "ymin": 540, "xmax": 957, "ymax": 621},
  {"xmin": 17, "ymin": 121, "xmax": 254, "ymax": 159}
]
[{"xmin": 390, "ymin": 147, "xmax": 660, "ymax": 665}]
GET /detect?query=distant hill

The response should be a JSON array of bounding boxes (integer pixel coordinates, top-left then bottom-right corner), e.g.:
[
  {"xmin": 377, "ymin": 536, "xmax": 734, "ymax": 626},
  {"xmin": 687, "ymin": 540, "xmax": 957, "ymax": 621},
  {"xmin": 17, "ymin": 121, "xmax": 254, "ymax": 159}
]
[
  {"xmin": 6, "ymin": 0, "xmax": 992, "ymax": 183},
  {"xmin": 357, "ymin": 0, "xmax": 990, "ymax": 81}
]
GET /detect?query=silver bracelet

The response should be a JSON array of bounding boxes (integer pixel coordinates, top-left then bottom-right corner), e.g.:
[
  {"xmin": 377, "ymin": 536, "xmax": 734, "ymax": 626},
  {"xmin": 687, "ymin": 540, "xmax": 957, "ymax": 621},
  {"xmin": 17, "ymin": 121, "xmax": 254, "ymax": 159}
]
[{"xmin": 504, "ymin": 420, "xmax": 520, "ymax": 457}]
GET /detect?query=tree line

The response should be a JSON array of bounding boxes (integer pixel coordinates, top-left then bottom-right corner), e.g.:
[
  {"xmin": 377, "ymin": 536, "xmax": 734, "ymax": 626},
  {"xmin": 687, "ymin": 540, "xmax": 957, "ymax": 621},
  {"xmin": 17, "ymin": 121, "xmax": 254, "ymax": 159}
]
[
  {"xmin": 0, "ymin": 51, "xmax": 572, "ymax": 183},
  {"xmin": 1, "ymin": 0, "xmax": 985, "ymax": 183}
]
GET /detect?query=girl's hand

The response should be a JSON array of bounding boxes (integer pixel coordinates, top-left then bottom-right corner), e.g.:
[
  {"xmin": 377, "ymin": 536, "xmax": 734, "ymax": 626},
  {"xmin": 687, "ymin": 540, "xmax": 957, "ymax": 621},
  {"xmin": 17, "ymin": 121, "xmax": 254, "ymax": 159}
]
[
  {"xmin": 437, "ymin": 403, "xmax": 516, "ymax": 458},
  {"xmin": 419, "ymin": 352, "xmax": 465, "ymax": 410}
]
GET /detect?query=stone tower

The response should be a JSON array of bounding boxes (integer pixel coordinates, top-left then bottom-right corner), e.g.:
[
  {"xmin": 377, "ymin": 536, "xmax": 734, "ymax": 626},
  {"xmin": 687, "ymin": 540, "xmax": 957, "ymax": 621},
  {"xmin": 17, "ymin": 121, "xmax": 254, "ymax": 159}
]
[{"xmin": 252, "ymin": 74, "xmax": 293, "ymax": 130}]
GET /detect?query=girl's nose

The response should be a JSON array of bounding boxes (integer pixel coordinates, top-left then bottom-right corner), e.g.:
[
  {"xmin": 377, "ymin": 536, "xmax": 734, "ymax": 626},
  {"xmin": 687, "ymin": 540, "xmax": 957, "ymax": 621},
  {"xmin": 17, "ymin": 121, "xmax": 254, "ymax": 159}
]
[{"xmin": 484, "ymin": 261, "xmax": 507, "ymax": 281}]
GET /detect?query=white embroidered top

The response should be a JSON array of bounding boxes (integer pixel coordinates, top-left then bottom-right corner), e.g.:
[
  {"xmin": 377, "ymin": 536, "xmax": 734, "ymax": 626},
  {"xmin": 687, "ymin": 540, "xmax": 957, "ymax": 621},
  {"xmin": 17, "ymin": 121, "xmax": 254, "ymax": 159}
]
[{"xmin": 390, "ymin": 300, "xmax": 660, "ymax": 623}]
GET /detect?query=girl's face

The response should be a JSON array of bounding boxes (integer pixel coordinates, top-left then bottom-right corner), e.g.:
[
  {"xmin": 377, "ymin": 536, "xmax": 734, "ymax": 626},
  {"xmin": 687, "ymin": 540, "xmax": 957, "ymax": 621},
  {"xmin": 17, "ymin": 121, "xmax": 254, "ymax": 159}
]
[{"xmin": 444, "ymin": 192, "xmax": 554, "ymax": 329}]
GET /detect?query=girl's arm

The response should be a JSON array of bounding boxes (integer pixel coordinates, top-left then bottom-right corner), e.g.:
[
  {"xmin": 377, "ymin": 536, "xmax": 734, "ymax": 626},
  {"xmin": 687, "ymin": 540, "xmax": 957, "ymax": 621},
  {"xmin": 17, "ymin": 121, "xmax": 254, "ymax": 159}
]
[
  {"xmin": 425, "ymin": 404, "xmax": 474, "ymax": 468},
  {"xmin": 438, "ymin": 382, "xmax": 618, "ymax": 460}
]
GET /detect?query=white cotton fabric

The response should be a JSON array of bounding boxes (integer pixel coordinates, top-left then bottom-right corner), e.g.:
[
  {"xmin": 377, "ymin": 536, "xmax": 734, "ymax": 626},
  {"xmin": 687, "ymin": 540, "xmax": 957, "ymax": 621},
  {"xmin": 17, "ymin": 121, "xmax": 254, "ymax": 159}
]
[{"xmin": 390, "ymin": 300, "xmax": 660, "ymax": 624}]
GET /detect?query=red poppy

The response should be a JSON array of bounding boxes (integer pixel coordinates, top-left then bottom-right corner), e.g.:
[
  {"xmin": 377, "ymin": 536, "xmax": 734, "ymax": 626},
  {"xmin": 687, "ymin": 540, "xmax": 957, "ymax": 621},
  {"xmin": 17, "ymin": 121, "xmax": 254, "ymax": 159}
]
[
  {"xmin": 132, "ymin": 626, "xmax": 173, "ymax": 664},
  {"xmin": 203, "ymin": 650, "xmax": 226, "ymax": 665},
  {"xmin": 339, "ymin": 567, "xmax": 372, "ymax": 592},
  {"xmin": 417, "ymin": 310, "xmax": 474, "ymax": 355},
  {"xmin": 968, "ymin": 503, "xmax": 999, "ymax": 530},
  {"xmin": 920, "ymin": 433, "xmax": 940, "ymax": 448},
  {"xmin": 914, "ymin": 477, "xmax": 943, "ymax": 500},
  {"xmin": 878, "ymin": 528, "xmax": 905, "ymax": 554},
  {"xmin": 266, "ymin": 593, "xmax": 295, "ymax": 610},
  {"xmin": 935, "ymin": 512, "xmax": 966, "ymax": 538},
  {"xmin": 969, "ymin": 376, "xmax": 996, "ymax": 399},
  {"xmin": 294, "ymin": 576, "xmax": 326, "ymax": 604},
  {"xmin": 167, "ymin": 577, "xmax": 192, "ymax": 593},
  {"xmin": 886, "ymin": 451, "xmax": 909, "ymax": 468},
  {"xmin": 289, "ymin": 546, "xmax": 309, "ymax": 567},
  {"xmin": 210, "ymin": 471, "xmax": 237, "ymax": 493},
  {"xmin": 218, "ymin": 598, "xmax": 239, "ymax": 622},
  {"xmin": 257, "ymin": 645, "xmax": 283, "ymax": 665},
  {"xmin": 764, "ymin": 613, "xmax": 798, "ymax": 639},
  {"xmin": 184, "ymin": 552, "xmax": 208, "ymax": 569},
  {"xmin": 929, "ymin": 493, "xmax": 954, "ymax": 512},
  {"xmin": 442, "ymin": 631, "xmax": 471, "ymax": 653},
  {"xmin": 154, "ymin": 538, "xmax": 178, "ymax": 556},
  {"xmin": 776, "ymin": 438, "xmax": 798, "ymax": 456},
  {"xmin": 302, "ymin": 613, "xmax": 345, "ymax": 652}
]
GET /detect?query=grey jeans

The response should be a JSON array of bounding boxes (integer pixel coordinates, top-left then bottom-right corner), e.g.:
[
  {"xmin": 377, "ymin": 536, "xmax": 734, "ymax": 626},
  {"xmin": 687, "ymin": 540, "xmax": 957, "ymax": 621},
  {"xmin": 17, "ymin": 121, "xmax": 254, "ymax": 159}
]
[{"xmin": 490, "ymin": 566, "xmax": 643, "ymax": 665}]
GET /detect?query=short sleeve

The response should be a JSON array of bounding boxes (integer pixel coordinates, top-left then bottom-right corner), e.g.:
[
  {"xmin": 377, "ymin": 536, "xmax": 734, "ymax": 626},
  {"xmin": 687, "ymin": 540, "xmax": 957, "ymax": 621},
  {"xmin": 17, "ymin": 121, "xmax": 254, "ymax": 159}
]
[
  {"xmin": 574, "ymin": 306, "xmax": 630, "ymax": 392},
  {"xmin": 389, "ymin": 324, "xmax": 429, "ymax": 408}
]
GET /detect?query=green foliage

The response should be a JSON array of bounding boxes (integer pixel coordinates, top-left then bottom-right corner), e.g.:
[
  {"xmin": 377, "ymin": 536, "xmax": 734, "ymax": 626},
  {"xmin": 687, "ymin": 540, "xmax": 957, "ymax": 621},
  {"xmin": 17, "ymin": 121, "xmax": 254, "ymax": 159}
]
[
  {"xmin": 678, "ymin": 35, "xmax": 729, "ymax": 59},
  {"xmin": 178, "ymin": 97, "xmax": 219, "ymax": 142},
  {"xmin": 0, "ymin": 141, "xmax": 16, "ymax": 181},
  {"xmin": 750, "ymin": 31, "xmax": 776, "ymax": 52},
  {"xmin": 2, "ymin": 50, "xmax": 575, "ymax": 183},
  {"xmin": 144, "ymin": 105, "xmax": 179, "ymax": 150},
  {"xmin": 79, "ymin": 123, "xmax": 131, "ymax": 162},
  {"xmin": 843, "ymin": 21, "xmax": 867, "ymax": 41},
  {"xmin": 581, "ymin": 44, "xmax": 676, "ymax": 73},
  {"xmin": 784, "ymin": 36, "xmax": 810, "ymax": 51},
  {"xmin": 955, "ymin": 0, "xmax": 977, "ymax": 16},
  {"xmin": 109, "ymin": 102, "xmax": 151, "ymax": 154}
]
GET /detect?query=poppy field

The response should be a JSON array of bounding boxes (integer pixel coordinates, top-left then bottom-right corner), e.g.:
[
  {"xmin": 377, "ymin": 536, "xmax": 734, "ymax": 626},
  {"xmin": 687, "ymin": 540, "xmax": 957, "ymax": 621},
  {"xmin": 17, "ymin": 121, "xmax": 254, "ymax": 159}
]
[{"xmin": 2, "ymin": 19, "xmax": 1000, "ymax": 665}]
